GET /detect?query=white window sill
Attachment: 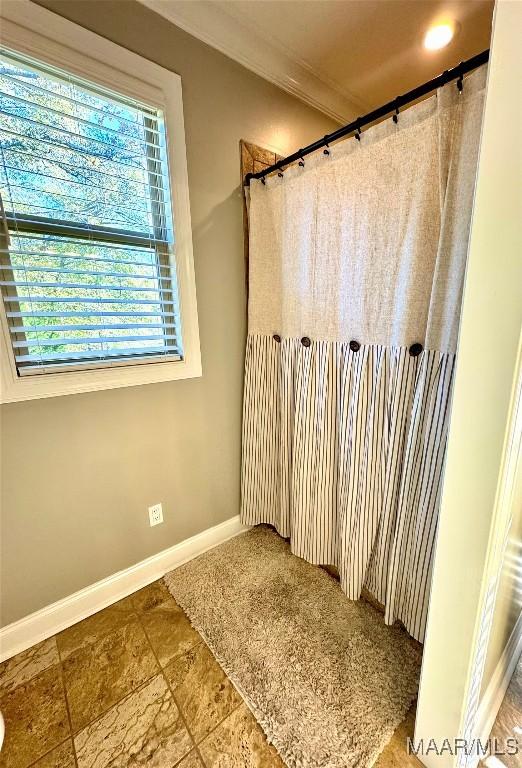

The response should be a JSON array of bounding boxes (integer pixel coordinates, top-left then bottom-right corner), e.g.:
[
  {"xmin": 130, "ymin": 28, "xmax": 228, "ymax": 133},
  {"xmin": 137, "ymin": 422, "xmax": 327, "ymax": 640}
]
[{"xmin": 0, "ymin": 354, "xmax": 202, "ymax": 403}]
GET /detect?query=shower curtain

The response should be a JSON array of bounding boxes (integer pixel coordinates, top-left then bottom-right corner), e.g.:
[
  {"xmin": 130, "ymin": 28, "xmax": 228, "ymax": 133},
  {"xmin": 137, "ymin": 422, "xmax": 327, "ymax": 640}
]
[{"xmin": 241, "ymin": 66, "xmax": 486, "ymax": 643}]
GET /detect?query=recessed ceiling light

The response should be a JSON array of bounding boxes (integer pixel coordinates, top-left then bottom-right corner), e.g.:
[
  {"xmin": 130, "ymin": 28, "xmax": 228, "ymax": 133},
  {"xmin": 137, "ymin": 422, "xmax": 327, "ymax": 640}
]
[{"xmin": 424, "ymin": 23, "xmax": 455, "ymax": 51}]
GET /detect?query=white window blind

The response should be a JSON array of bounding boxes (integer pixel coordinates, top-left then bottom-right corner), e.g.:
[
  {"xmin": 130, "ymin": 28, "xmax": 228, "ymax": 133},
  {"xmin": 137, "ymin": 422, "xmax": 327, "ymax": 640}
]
[{"xmin": 0, "ymin": 48, "xmax": 182, "ymax": 375}]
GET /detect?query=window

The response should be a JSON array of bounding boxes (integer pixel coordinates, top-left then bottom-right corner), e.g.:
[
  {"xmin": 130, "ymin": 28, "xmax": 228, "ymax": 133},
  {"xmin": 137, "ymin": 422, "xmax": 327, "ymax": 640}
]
[
  {"xmin": 0, "ymin": 1, "xmax": 200, "ymax": 402},
  {"xmin": 1, "ymin": 50, "xmax": 181, "ymax": 373}
]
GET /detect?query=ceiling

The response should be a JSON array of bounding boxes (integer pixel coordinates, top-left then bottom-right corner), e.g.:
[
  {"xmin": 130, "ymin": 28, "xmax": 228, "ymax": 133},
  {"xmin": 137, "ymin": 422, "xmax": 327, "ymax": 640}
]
[{"xmin": 140, "ymin": 0, "xmax": 494, "ymax": 122}]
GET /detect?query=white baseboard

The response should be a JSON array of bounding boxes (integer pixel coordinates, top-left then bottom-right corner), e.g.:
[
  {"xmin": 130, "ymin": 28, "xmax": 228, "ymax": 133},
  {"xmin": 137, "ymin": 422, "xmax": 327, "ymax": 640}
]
[
  {"xmin": 0, "ymin": 515, "xmax": 248, "ymax": 662},
  {"xmin": 475, "ymin": 609, "xmax": 522, "ymax": 746}
]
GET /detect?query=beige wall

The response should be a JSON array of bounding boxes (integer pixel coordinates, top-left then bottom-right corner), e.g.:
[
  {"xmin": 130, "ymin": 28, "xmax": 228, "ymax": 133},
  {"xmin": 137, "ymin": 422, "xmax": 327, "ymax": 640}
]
[{"xmin": 0, "ymin": 0, "xmax": 336, "ymax": 625}]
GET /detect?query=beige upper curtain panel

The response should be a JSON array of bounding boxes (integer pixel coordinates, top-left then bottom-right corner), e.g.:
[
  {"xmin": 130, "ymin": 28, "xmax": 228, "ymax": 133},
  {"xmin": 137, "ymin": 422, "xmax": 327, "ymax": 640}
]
[{"xmin": 247, "ymin": 66, "xmax": 486, "ymax": 355}]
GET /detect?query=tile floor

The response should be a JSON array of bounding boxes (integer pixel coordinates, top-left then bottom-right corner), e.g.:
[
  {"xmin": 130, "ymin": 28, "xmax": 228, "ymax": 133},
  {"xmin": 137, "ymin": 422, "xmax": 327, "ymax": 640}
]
[{"xmin": 0, "ymin": 579, "xmax": 422, "ymax": 768}]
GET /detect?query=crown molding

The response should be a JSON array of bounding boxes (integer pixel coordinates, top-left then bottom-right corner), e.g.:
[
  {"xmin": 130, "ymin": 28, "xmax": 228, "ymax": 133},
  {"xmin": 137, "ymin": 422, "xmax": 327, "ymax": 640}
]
[{"xmin": 138, "ymin": 0, "xmax": 364, "ymax": 123}]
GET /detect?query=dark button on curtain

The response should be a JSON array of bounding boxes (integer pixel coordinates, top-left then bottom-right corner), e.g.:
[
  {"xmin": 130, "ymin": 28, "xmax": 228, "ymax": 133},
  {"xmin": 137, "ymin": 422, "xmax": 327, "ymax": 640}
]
[{"xmin": 409, "ymin": 343, "xmax": 424, "ymax": 357}]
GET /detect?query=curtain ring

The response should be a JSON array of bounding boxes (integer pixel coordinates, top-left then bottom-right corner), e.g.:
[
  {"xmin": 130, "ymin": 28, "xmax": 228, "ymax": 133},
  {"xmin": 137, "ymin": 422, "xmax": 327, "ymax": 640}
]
[
  {"xmin": 355, "ymin": 121, "xmax": 362, "ymax": 141},
  {"xmin": 277, "ymin": 167, "xmax": 284, "ymax": 178},
  {"xmin": 457, "ymin": 73, "xmax": 464, "ymax": 93},
  {"xmin": 261, "ymin": 176, "xmax": 266, "ymax": 185},
  {"xmin": 393, "ymin": 102, "xmax": 399, "ymax": 123},
  {"xmin": 298, "ymin": 152, "xmax": 305, "ymax": 167},
  {"xmin": 323, "ymin": 142, "xmax": 330, "ymax": 156}
]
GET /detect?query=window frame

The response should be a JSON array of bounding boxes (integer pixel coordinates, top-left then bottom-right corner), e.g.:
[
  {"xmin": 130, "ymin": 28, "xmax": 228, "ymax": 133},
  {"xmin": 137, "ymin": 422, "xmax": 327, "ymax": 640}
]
[{"xmin": 0, "ymin": 0, "xmax": 201, "ymax": 402}]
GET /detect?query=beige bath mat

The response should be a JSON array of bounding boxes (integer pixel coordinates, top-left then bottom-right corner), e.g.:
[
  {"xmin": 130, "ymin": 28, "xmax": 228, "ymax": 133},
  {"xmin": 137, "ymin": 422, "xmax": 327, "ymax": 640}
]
[{"xmin": 164, "ymin": 525, "xmax": 421, "ymax": 768}]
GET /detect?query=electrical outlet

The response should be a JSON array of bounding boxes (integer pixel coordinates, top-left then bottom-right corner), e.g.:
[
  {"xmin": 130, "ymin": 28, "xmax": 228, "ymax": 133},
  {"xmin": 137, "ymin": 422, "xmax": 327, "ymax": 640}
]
[{"xmin": 148, "ymin": 503, "xmax": 163, "ymax": 527}]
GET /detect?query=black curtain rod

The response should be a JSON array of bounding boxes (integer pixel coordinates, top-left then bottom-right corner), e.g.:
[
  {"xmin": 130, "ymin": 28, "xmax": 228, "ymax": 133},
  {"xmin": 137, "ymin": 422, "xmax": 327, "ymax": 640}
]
[{"xmin": 245, "ymin": 49, "xmax": 489, "ymax": 185}]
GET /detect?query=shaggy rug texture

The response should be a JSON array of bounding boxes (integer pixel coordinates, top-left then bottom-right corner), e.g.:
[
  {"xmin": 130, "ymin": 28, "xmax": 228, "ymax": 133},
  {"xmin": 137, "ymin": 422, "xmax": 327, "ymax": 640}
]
[{"xmin": 164, "ymin": 526, "xmax": 422, "ymax": 768}]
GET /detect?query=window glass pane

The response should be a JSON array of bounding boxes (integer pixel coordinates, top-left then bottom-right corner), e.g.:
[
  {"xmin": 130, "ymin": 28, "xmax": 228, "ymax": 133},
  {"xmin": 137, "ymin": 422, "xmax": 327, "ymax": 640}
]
[
  {"xmin": 4, "ymin": 232, "xmax": 176, "ymax": 367},
  {"xmin": 0, "ymin": 48, "xmax": 180, "ymax": 373}
]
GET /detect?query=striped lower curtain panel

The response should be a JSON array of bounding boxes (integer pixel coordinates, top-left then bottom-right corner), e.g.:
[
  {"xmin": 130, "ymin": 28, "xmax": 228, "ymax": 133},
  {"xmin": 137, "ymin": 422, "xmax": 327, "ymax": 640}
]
[{"xmin": 241, "ymin": 66, "xmax": 487, "ymax": 643}]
